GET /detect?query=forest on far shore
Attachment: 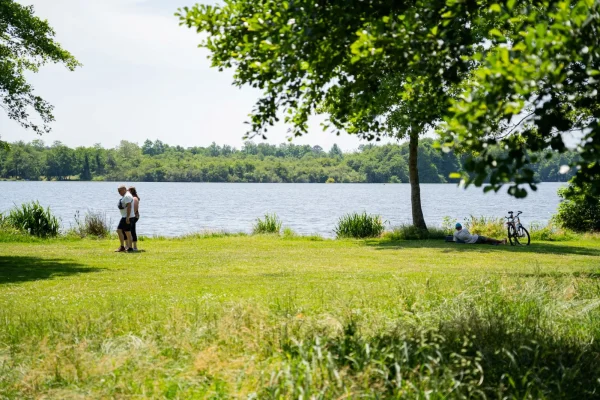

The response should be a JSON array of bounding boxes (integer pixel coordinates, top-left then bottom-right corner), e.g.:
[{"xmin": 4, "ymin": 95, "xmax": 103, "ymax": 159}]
[{"xmin": 0, "ymin": 139, "xmax": 578, "ymax": 184}]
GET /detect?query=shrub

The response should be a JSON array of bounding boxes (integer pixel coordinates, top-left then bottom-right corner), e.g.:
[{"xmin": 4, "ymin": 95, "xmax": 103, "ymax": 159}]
[
  {"xmin": 4, "ymin": 201, "xmax": 60, "ymax": 238},
  {"xmin": 463, "ymin": 215, "xmax": 505, "ymax": 238},
  {"xmin": 253, "ymin": 213, "xmax": 282, "ymax": 235},
  {"xmin": 529, "ymin": 221, "xmax": 577, "ymax": 242},
  {"xmin": 334, "ymin": 212, "xmax": 385, "ymax": 239},
  {"xmin": 383, "ymin": 224, "xmax": 447, "ymax": 241},
  {"xmin": 72, "ymin": 210, "xmax": 111, "ymax": 238},
  {"xmin": 555, "ymin": 183, "xmax": 600, "ymax": 232}
]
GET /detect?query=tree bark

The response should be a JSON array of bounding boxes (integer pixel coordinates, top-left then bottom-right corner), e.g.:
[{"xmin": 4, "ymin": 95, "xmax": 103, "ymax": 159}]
[{"xmin": 408, "ymin": 128, "xmax": 428, "ymax": 231}]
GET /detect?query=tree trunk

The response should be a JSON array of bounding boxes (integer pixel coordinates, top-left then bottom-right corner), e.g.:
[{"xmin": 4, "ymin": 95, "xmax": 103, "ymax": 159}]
[{"xmin": 409, "ymin": 129, "xmax": 428, "ymax": 231}]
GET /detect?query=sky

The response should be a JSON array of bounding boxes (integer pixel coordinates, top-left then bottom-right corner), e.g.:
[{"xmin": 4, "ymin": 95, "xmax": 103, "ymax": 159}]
[{"xmin": 0, "ymin": 0, "xmax": 393, "ymax": 151}]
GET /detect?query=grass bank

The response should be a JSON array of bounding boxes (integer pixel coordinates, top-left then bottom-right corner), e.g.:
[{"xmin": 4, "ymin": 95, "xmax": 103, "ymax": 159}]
[{"xmin": 1, "ymin": 235, "xmax": 600, "ymax": 398}]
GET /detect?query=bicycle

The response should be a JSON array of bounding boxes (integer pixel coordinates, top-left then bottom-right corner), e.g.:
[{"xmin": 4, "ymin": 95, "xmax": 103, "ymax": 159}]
[{"xmin": 505, "ymin": 211, "xmax": 530, "ymax": 246}]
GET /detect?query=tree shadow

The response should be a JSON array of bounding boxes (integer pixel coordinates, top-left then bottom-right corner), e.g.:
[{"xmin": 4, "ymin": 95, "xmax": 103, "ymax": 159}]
[
  {"xmin": 0, "ymin": 256, "xmax": 104, "ymax": 285},
  {"xmin": 366, "ymin": 239, "xmax": 600, "ymax": 257}
]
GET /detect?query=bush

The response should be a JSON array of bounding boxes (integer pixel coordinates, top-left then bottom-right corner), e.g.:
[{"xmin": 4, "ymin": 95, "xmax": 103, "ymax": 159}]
[
  {"xmin": 3, "ymin": 201, "xmax": 60, "ymax": 238},
  {"xmin": 463, "ymin": 215, "xmax": 505, "ymax": 238},
  {"xmin": 529, "ymin": 221, "xmax": 577, "ymax": 242},
  {"xmin": 72, "ymin": 210, "xmax": 111, "ymax": 238},
  {"xmin": 334, "ymin": 212, "xmax": 385, "ymax": 239},
  {"xmin": 555, "ymin": 184, "xmax": 600, "ymax": 232},
  {"xmin": 383, "ymin": 224, "xmax": 447, "ymax": 241},
  {"xmin": 253, "ymin": 213, "xmax": 283, "ymax": 235}
]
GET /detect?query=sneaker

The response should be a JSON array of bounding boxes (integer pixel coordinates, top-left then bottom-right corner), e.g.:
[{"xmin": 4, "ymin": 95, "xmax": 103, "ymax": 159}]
[
  {"xmin": 115, "ymin": 246, "xmax": 126, "ymax": 252},
  {"xmin": 126, "ymin": 248, "xmax": 135, "ymax": 253}
]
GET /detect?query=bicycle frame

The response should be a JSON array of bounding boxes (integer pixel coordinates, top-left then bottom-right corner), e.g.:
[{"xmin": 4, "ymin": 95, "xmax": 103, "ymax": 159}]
[{"xmin": 506, "ymin": 212, "xmax": 523, "ymax": 236}]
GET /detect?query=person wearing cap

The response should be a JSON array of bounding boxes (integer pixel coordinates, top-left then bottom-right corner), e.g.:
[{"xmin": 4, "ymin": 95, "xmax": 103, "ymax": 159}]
[
  {"xmin": 115, "ymin": 185, "xmax": 135, "ymax": 252},
  {"xmin": 454, "ymin": 223, "xmax": 507, "ymax": 245}
]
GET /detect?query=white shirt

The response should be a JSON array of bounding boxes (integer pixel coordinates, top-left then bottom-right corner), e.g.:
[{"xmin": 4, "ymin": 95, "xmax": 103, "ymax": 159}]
[
  {"xmin": 119, "ymin": 192, "xmax": 135, "ymax": 218},
  {"xmin": 454, "ymin": 228, "xmax": 479, "ymax": 244}
]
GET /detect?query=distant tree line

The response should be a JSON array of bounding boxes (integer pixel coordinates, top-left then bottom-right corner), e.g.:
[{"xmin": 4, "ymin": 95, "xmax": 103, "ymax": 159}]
[{"xmin": 0, "ymin": 139, "xmax": 578, "ymax": 184}]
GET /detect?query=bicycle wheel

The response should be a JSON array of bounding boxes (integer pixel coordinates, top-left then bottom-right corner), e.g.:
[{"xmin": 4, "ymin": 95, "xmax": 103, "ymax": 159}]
[
  {"xmin": 518, "ymin": 226, "xmax": 531, "ymax": 246},
  {"xmin": 507, "ymin": 225, "xmax": 517, "ymax": 246}
]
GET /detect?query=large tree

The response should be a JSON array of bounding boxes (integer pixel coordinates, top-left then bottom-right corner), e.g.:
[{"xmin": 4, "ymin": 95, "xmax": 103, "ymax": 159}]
[
  {"xmin": 180, "ymin": 0, "xmax": 600, "ymax": 202},
  {"xmin": 0, "ymin": 1, "xmax": 80, "ymax": 147},
  {"xmin": 178, "ymin": 0, "xmax": 492, "ymax": 230}
]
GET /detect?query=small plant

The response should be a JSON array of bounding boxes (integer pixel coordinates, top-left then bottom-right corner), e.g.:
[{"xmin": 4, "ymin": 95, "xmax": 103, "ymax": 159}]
[
  {"xmin": 253, "ymin": 213, "xmax": 283, "ymax": 235},
  {"xmin": 283, "ymin": 227, "xmax": 297, "ymax": 238},
  {"xmin": 4, "ymin": 201, "xmax": 60, "ymax": 238},
  {"xmin": 72, "ymin": 210, "xmax": 111, "ymax": 238},
  {"xmin": 441, "ymin": 216, "xmax": 458, "ymax": 234},
  {"xmin": 334, "ymin": 212, "xmax": 385, "ymax": 239}
]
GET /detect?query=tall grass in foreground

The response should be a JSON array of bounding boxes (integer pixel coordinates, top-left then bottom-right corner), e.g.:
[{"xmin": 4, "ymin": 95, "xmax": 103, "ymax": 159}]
[
  {"xmin": 334, "ymin": 212, "xmax": 385, "ymax": 238},
  {"xmin": 253, "ymin": 213, "xmax": 283, "ymax": 234},
  {"xmin": 2, "ymin": 201, "xmax": 59, "ymax": 238},
  {"xmin": 1, "ymin": 270, "xmax": 599, "ymax": 398}
]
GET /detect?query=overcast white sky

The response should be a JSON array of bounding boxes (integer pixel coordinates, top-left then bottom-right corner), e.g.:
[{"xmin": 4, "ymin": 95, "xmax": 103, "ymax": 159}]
[{"xmin": 0, "ymin": 0, "xmax": 393, "ymax": 151}]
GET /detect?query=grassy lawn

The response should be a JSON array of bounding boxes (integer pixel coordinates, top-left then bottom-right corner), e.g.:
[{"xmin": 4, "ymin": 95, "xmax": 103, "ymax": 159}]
[{"xmin": 1, "ymin": 235, "xmax": 600, "ymax": 398}]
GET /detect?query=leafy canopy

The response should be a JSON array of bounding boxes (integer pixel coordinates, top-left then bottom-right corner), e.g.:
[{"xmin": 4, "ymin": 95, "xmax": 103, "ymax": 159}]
[
  {"xmin": 179, "ymin": 0, "xmax": 599, "ymax": 197},
  {"xmin": 440, "ymin": 0, "xmax": 600, "ymax": 197},
  {"xmin": 177, "ymin": 0, "xmax": 491, "ymax": 141},
  {"xmin": 0, "ymin": 0, "xmax": 80, "ymax": 144}
]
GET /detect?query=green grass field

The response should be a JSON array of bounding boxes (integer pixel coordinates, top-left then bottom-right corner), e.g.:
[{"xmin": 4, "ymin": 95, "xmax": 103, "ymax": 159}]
[{"xmin": 1, "ymin": 235, "xmax": 600, "ymax": 398}]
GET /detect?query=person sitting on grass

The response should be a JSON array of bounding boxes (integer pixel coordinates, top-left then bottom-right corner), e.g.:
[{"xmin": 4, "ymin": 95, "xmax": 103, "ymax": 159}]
[{"xmin": 454, "ymin": 223, "xmax": 507, "ymax": 245}]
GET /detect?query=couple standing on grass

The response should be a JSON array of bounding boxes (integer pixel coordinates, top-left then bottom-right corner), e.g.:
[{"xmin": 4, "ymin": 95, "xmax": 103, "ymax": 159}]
[{"xmin": 115, "ymin": 185, "xmax": 141, "ymax": 253}]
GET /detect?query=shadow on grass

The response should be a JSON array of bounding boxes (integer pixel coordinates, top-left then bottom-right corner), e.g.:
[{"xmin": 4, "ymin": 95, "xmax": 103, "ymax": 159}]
[
  {"xmin": 0, "ymin": 256, "xmax": 104, "ymax": 285},
  {"xmin": 366, "ymin": 239, "xmax": 600, "ymax": 257}
]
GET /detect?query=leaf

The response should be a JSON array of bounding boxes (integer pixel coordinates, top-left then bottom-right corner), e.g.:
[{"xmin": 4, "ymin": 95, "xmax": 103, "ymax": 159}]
[
  {"xmin": 489, "ymin": 28, "xmax": 503, "ymax": 37},
  {"xmin": 489, "ymin": 4, "xmax": 502, "ymax": 13}
]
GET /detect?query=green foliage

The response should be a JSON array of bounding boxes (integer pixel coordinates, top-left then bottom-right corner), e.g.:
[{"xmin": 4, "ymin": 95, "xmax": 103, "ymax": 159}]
[
  {"xmin": 252, "ymin": 213, "xmax": 282, "ymax": 235},
  {"xmin": 0, "ymin": 139, "xmax": 578, "ymax": 183},
  {"xmin": 440, "ymin": 1, "xmax": 600, "ymax": 197},
  {"xmin": 529, "ymin": 221, "xmax": 577, "ymax": 242},
  {"xmin": 463, "ymin": 215, "xmax": 506, "ymax": 239},
  {"xmin": 334, "ymin": 212, "xmax": 385, "ymax": 239},
  {"xmin": 441, "ymin": 216, "xmax": 458, "ymax": 235},
  {"xmin": 282, "ymin": 227, "xmax": 297, "ymax": 238},
  {"xmin": 178, "ymin": 0, "xmax": 600, "ymax": 197},
  {"xmin": 71, "ymin": 211, "xmax": 111, "ymax": 238},
  {"xmin": 555, "ymin": 183, "xmax": 600, "ymax": 233},
  {"xmin": 4, "ymin": 201, "xmax": 59, "ymax": 238},
  {"xmin": 383, "ymin": 224, "xmax": 446, "ymax": 241},
  {"xmin": 0, "ymin": 1, "xmax": 80, "ymax": 140}
]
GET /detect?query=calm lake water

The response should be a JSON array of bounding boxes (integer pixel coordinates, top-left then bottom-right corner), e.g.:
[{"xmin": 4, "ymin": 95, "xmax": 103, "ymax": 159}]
[{"xmin": 0, "ymin": 182, "xmax": 565, "ymax": 237}]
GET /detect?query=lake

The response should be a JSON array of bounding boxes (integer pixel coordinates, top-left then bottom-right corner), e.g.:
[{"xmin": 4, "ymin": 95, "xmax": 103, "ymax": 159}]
[{"xmin": 0, "ymin": 182, "xmax": 565, "ymax": 237}]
